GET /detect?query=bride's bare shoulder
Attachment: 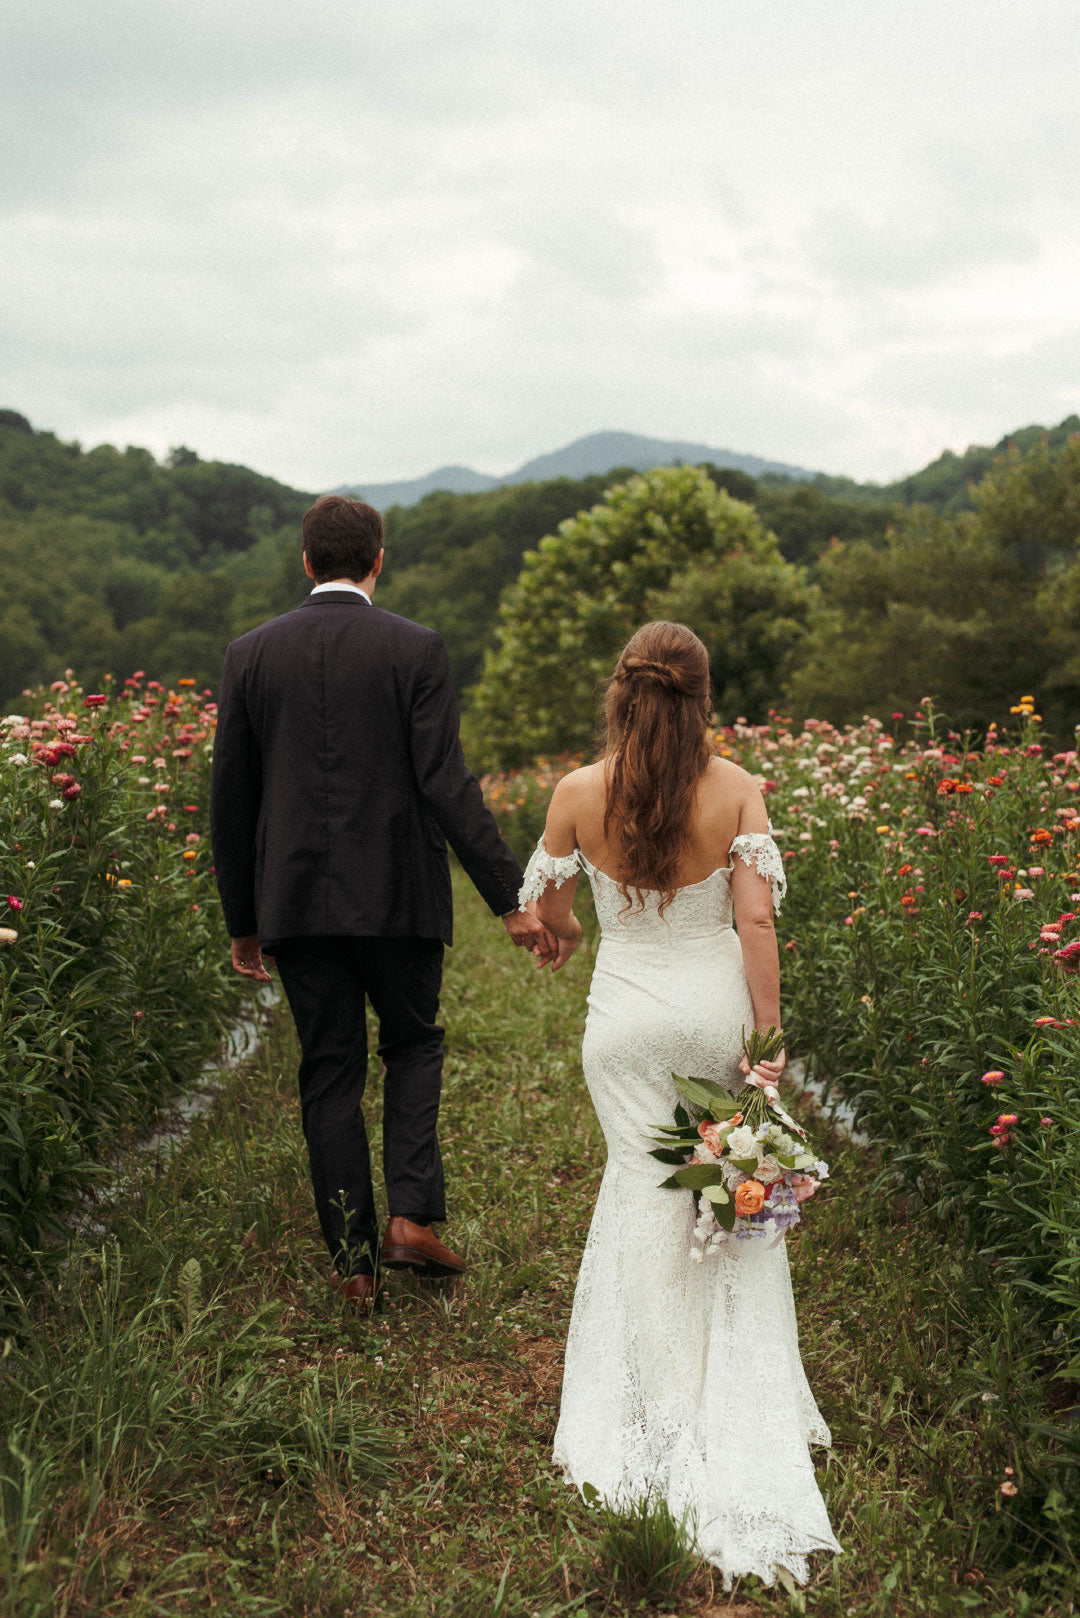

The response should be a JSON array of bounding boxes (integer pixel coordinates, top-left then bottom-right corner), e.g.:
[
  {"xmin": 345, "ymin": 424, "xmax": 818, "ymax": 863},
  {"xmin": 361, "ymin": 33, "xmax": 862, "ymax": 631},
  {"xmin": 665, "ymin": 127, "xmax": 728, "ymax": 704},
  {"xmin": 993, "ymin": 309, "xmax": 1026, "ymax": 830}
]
[
  {"xmin": 702, "ymin": 754, "xmax": 758, "ymax": 797},
  {"xmin": 551, "ymin": 760, "xmax": 606, "ymax": 807}
]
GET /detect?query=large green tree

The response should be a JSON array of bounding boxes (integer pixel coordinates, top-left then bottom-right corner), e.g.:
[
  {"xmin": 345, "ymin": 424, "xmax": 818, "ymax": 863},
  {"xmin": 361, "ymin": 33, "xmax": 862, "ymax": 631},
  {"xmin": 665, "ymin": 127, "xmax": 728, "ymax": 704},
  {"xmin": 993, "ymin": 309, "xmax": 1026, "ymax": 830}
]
[
  {"xmin": 465, "ymin": 465, "xmax": 800, "ymax": 767},
  {"xmin": 782, "ymin": 512, "xmax": 1056, "ymax": 730}
]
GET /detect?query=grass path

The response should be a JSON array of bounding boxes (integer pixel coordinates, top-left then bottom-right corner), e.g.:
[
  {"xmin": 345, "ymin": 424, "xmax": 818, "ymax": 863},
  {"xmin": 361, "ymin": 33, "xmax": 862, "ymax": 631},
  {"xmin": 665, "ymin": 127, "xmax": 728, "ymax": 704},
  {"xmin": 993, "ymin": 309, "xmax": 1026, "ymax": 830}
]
[{"xmin": 1, "ymin": 876, "xmax": 1071, "ymax": 1616}]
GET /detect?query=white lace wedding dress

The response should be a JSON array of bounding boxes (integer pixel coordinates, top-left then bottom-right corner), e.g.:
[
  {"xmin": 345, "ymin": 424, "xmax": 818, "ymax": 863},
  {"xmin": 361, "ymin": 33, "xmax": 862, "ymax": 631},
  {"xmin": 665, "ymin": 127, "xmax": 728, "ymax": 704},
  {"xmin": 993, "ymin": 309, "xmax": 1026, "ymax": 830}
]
[{"xmin": 519, "ymin": 832, "xmax": 842, "ymax": 1589}]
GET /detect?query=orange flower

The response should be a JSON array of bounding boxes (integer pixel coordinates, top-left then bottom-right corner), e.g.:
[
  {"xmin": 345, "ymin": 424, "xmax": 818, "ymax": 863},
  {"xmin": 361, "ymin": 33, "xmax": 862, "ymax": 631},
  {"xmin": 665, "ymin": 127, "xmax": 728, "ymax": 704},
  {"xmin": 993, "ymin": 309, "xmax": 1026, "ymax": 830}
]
[
  {"xmin": 734, "ymin": 1180, "xmax": 766, "ymax": 1217},
  {"xmin": 1029, "ymin": 828, "xmax": 1053, "ymax": 847}
]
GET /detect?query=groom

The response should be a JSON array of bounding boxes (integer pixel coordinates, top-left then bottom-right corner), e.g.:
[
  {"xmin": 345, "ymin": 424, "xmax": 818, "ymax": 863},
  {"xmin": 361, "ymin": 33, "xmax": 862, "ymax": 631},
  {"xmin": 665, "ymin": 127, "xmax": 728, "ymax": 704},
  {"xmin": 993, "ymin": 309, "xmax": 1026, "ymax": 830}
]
[{"xmin": 210, "ymin": 495, "xmax": 554, "ymax": 1307}]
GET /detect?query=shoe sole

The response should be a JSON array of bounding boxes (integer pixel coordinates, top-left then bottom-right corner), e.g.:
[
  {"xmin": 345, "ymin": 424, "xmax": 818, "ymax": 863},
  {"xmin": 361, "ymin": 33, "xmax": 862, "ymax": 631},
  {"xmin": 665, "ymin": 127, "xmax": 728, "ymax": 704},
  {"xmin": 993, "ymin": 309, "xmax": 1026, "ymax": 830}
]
[{"xmin": 380, "ymin": 1242, "xmax": 468, "ymax": 1276}]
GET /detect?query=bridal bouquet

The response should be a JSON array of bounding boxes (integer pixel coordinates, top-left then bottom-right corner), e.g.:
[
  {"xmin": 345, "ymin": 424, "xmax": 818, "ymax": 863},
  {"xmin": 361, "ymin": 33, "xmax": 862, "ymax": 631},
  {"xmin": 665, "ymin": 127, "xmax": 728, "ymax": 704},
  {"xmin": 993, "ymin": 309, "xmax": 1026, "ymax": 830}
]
[{"xmin": 648, "ymin": 1027, "xmax": 829, "ymax": 1257}]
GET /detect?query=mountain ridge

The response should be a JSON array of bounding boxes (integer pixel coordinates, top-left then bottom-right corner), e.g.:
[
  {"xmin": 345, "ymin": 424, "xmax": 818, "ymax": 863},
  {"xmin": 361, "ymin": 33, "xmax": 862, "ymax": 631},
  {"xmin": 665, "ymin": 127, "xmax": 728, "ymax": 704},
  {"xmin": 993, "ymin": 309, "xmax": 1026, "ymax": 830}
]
[{"xmin": 333, "ymin": 429, "xmax": 817, "ymax": 509}]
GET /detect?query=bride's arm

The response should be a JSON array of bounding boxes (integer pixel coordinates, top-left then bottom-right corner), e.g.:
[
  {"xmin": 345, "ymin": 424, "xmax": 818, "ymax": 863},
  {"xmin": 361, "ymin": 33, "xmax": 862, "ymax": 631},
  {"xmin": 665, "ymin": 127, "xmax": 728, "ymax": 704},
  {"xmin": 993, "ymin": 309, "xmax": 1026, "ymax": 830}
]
[
  {"xmin": 530, "ymin": 775, "xmax": 583, "ymax": 971},
  {"xmin": 730, "ymin": 788, "xmax": 783, "ymax": 1065}
]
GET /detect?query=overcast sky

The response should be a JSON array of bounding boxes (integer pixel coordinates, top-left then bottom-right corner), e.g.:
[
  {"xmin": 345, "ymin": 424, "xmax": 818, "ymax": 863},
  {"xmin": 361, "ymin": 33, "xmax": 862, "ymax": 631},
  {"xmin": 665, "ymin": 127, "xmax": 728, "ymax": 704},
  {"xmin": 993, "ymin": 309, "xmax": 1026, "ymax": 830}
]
[{"xmin": 3, "ymin": 0, "xmax": 1079, "ymax": 488}]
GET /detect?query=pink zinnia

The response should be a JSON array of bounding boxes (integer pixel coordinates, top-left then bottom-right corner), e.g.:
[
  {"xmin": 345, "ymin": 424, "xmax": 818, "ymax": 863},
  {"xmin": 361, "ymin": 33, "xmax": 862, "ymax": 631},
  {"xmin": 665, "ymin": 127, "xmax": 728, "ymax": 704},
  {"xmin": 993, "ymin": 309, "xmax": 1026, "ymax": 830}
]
[
  {"xmin": 63, "ymin": 782, "xmax": 81, "ymax": 800},
  {"xmin": 5, "ymin": 895, "xmax": 23, "ymax": 911},
  {"xmin": 83, "ymin": 694, "xmax": 108, "ymax": 708},
  {"xmin": 981, "ymin": 1070, "xmax": 1005, "ymax": 1086}
]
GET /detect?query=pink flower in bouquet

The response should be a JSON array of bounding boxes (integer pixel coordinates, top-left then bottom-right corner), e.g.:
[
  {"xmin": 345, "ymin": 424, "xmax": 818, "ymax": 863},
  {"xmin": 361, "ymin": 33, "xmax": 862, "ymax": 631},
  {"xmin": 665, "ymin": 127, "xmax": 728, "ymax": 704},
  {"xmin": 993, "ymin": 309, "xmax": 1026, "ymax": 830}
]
[
  {"xmin": 698, "ymin": 1121, "xmax": 725, "ymax": 1156},
  {"xmin": 756, "ymin": 1154, "xmax": 783, "ymax": 1185},
  {"xmin": 789, "ymin": 1175, "xmax": 818, "ymax": 1204}
]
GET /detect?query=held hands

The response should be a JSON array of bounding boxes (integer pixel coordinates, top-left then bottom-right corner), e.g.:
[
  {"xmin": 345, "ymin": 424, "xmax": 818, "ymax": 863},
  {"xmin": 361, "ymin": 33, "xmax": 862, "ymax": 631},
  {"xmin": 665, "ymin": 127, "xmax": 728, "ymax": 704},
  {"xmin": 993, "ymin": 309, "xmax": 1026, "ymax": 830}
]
[
  {"xmin": 231, "ymin": 935, "xmax": 273, "ymax": 983},
  {"xmin": 502, "ymin": 904, "xmax": 579, "ymax": 971}
]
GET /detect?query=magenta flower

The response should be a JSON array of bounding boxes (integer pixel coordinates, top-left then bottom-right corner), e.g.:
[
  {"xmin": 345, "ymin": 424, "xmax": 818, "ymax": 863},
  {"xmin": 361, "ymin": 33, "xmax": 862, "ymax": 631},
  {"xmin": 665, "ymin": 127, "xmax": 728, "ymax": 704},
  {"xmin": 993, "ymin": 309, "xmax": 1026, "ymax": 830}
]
[
  {"xmin": 981, "ymin": 1070, "xmax": 1005, "ymax": 1086},
  {"xmin": 83, "ymin": 694, "xmax": 108, "ymax": 708},
  {"xmin": 5, "ymin": 896, "xmax": 23, "ymax": 912}
]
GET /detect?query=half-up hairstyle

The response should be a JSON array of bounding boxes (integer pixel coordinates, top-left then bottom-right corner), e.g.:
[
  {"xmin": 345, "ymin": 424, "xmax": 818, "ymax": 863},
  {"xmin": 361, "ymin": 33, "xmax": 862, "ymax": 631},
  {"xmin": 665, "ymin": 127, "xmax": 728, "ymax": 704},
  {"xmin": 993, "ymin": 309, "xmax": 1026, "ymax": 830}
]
[{"xmin": 602, "ymin": 621, "xmax": 713, "ymax": 914}]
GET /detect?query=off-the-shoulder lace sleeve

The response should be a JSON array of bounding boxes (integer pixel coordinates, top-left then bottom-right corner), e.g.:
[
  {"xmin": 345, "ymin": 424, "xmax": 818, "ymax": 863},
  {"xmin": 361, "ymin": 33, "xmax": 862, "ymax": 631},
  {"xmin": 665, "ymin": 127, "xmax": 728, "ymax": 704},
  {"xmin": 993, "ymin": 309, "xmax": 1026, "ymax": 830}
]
[
  {"xmin": 518, "ymin": 836, "xmax": 581, "ymax": 910},
  {"xmin": 729, "ymin": 830, "xmax": 787, "ymax": 915}
]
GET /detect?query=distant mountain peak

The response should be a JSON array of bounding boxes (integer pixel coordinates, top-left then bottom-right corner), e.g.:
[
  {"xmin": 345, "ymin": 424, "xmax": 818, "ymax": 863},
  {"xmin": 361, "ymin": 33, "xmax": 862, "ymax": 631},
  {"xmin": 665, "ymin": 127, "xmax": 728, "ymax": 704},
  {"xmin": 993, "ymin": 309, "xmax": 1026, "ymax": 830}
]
[{"xmin": 333, "ymin": 430, "xmax": 817, "ymax": 509}]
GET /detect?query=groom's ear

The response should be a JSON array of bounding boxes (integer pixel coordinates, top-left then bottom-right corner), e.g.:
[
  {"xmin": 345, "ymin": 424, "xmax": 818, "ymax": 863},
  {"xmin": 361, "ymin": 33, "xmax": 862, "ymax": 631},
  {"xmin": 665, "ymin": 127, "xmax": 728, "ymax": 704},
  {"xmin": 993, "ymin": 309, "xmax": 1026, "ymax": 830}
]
[
  {"xmin": 302, "ymin": 550, "xmax": 316, "ymax": 580},
  {"xmin": 372, "ymin": 548, "xmax": 384, "ymax": 579}
]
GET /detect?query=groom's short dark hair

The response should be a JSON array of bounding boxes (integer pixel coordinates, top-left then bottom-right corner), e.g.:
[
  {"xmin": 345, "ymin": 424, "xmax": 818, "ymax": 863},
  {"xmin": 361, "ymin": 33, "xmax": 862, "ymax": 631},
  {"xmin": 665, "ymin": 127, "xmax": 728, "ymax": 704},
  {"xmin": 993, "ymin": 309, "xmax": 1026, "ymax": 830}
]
[{"xmin": 302, "ymin": 496, "xmax": 384, "ymax": 582}]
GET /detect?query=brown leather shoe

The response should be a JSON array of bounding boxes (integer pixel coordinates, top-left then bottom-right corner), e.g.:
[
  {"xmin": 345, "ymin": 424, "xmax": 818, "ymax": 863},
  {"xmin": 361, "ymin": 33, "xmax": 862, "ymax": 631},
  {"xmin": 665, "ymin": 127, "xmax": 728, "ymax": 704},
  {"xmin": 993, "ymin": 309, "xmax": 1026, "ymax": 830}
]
[
  {"xmin": 380, "ymin": 1216, "xmax": 468, "ymax": 1275},
  {"xmin": 330, "ymin": 1269, "xmax": 377, "ymax": 1308}
]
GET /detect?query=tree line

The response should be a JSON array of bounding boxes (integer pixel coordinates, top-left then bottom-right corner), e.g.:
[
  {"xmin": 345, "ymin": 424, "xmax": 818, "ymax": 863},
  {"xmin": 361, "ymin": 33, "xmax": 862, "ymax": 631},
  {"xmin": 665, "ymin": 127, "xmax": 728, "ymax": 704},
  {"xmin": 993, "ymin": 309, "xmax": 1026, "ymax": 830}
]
[{"xmin": 2, "ymin": 405, "xmax": 1077, "ymax": 760}]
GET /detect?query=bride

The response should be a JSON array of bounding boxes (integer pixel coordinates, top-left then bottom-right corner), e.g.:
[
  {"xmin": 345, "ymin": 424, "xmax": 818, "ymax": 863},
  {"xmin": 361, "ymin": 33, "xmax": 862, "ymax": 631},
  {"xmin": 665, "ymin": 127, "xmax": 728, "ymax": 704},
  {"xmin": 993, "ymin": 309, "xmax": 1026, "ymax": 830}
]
[{"xmin": 519, "ymin": 620, "xmax": 841, "ymax": 1589}]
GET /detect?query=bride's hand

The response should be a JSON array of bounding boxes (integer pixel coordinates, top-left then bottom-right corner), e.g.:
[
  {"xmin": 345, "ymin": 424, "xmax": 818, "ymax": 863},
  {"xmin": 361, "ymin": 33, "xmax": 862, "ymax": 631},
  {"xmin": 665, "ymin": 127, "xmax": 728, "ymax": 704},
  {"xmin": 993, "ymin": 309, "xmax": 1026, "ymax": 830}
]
[
  {"xmin": 738, "ymin": 1051, "xmax": 786, "ymax": 1096},
  {"xmin": 538, "ymin": 914, "xmax": 582, "ymax": 973}
]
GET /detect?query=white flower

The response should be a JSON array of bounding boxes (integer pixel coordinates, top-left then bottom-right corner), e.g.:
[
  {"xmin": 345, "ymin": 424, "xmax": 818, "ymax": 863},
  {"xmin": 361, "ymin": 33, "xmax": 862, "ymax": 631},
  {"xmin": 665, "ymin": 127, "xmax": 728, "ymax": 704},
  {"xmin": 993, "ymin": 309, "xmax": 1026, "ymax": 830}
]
[
  {"xmin": 48, "ymin": 797, "xmax": 64, "ymax": 809},
  {"xmin": 726, "ymin": 1126, "xmax": 759, "ymax": 1160},
  {"xmin": 7, "ymin": 752, "xmax": 27, "ymax": 766},
  {"xmin": 0, "ymin": 928, "xmax": 18, "ymax": 947},
  {"xmin": 764, "ymin": 1124, "xmax": 798, "ymax": 1155},
  {"xmin": 815, "ymin": 1160, "xmax": 830, "ymax": 1180},
  {"xmin": 756, "ymin": 1154, "xmax": 783, "ymax": 1185}
]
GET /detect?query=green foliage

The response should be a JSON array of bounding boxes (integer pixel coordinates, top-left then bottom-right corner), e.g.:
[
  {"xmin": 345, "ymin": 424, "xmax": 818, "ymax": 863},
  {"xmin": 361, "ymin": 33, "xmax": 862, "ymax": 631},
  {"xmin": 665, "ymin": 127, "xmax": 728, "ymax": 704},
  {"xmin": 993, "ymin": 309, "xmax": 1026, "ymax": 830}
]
[
  {"xmin": 813, "ymin": 413, "xmax": 1080, "ymax": 511},
  {"xmin": 0, "ymin": 418, "xmax": 311, "ymax": 700},
  {"xmin": 784, "ymin": 508, "xmax": 1058, "ymax": 729},
  {"xmin": 654, "ymin": 543, "xmax": 811, "ymax": 723},
  {"xmin": 377, "ymin": 472, "xmax": 627, "ymax": 687},
  {"xmin": 591, "ymin": 1491, "xmax": 698, "ymax": 1605},
  {"xmin": 467, "ymin": 465, "xmax": 801, "ymax": 767},
  {"xmin": 0, "ymin": 675, "xmax": 245, "ymax": 1260}
]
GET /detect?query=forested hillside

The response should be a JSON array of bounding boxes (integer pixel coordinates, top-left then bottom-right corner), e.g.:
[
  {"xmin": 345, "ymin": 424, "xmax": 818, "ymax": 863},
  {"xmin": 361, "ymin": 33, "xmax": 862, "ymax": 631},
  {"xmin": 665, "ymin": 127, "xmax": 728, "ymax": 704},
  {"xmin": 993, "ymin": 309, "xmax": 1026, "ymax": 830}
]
[{"xmin": 3, "ymin": 407, "xmax": 1078, "ymax": 742}]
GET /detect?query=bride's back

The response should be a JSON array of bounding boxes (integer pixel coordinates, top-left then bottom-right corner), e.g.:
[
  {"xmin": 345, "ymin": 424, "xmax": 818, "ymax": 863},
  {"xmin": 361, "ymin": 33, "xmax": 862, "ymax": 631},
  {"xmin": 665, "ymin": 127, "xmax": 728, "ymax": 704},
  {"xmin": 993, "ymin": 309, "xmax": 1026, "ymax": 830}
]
[
  {"xmin": 561, "ymin": 621, "xmax": 760, "ymax": 896},
  {"xmin": 567, "ymin": 754, "xmax": 753, "ymax": 890}
]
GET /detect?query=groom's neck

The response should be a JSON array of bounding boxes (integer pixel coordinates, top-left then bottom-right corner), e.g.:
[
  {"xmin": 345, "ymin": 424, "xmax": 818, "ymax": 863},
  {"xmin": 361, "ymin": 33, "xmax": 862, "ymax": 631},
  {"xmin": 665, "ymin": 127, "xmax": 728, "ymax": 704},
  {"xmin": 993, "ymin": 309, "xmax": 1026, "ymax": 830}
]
[{"xmin": 323, "ymin": 571, "xmax": 378, "ymax": 596}]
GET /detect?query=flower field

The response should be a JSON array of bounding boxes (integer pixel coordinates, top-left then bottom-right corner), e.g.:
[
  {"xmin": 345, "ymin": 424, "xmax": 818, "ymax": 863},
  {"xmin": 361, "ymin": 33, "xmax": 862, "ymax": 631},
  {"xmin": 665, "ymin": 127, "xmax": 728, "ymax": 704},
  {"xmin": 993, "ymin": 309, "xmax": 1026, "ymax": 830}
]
[
  {"xmin": 0, "ymin": 673, "xmax": 244, "ymax": 1263},
  {"xmin": 483, "ymin": 699, "xmax": 1080, "ymax": 1391}
]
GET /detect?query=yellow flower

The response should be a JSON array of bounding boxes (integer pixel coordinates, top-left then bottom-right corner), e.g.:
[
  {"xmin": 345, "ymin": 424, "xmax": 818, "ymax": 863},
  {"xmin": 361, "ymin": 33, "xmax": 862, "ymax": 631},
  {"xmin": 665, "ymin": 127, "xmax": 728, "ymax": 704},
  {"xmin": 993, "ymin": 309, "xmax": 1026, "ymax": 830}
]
[
  {"xmin": 876, "ymin": 825, "xmax": 890, "ymax": 834},
  {"xmin": 117, "ymin": 879, "xmax": 133, "ymax": 888},
  {"xmin": 181, "ymin": 850, "xmax": 197, "ymax": 860}
]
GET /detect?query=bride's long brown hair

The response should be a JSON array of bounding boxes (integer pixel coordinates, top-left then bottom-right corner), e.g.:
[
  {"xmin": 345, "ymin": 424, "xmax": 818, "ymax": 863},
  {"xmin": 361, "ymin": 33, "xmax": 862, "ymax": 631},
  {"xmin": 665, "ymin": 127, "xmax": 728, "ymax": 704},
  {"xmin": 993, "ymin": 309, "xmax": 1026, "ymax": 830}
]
[{"xmin": 602, "ymin": 621, "xmax": 714, "ymax": 913}]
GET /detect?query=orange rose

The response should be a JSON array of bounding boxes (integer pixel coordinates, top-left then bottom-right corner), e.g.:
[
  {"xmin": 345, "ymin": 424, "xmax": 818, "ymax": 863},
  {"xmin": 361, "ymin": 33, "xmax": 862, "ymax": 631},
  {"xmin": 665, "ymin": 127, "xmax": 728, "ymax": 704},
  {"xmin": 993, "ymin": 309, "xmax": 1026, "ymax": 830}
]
[{"xmin": 734, "ymin": 1179, "xmax": 766, "ymax": 1217}]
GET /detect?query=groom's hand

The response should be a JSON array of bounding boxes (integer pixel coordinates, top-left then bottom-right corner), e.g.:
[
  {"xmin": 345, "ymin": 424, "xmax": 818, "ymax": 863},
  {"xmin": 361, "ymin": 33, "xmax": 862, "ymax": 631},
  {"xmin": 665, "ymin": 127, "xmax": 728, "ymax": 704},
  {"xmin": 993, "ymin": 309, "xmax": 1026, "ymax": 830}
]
[
  {"xmin": 231, "ymin": 934, "xmax": 272, "ymax": 983},
  {"xmin": 502, "ymin": 906, "xmax": 559, "ymax": 967}
]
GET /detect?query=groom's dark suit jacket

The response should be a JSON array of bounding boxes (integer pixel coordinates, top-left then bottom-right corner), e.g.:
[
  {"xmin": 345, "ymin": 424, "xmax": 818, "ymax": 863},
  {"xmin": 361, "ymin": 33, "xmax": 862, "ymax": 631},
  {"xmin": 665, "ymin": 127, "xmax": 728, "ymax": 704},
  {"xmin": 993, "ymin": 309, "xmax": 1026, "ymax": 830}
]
[{"xmin": 209, "ymin": 590, "xmax": 523, "ymax": 948}]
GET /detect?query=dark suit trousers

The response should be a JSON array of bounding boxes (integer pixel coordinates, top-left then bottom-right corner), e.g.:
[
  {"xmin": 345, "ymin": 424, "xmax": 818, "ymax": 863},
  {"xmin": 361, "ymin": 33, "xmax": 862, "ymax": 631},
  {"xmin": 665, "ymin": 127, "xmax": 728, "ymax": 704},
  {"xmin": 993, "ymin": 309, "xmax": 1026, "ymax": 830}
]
[{"xmin": 273, "ymin": 936, "xmax": 446, "ymax": 1276}]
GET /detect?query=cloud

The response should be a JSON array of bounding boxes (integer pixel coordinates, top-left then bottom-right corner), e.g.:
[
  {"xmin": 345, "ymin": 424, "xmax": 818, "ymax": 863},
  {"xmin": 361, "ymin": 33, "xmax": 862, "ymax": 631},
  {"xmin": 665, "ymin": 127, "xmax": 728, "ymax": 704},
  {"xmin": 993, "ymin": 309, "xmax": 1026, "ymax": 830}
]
[{"xmin": 1, "ymin": 0, "xmax": 1078, "ymax": 485}]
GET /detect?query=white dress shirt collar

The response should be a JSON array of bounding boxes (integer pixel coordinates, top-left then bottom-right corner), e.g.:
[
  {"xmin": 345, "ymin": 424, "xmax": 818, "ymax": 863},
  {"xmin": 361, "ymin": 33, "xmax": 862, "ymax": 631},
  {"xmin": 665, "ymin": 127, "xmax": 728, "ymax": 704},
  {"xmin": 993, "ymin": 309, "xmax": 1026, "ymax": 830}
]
[{"xmin": 310, "ymin": 581, "xmax": 371, "ymax": 604}]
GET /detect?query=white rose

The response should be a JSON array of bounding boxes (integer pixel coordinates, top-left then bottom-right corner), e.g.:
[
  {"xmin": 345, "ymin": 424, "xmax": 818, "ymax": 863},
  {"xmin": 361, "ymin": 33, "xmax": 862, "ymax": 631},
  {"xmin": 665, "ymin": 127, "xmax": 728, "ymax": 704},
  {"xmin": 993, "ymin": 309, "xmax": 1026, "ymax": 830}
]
[
  {"xmin": 756, "ymin": 1154, "xmax": 783, "ymax": 1185},
  {"xmin": 726, "ymin": 1126, "xmax": 759, "ymax": 1160}
]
